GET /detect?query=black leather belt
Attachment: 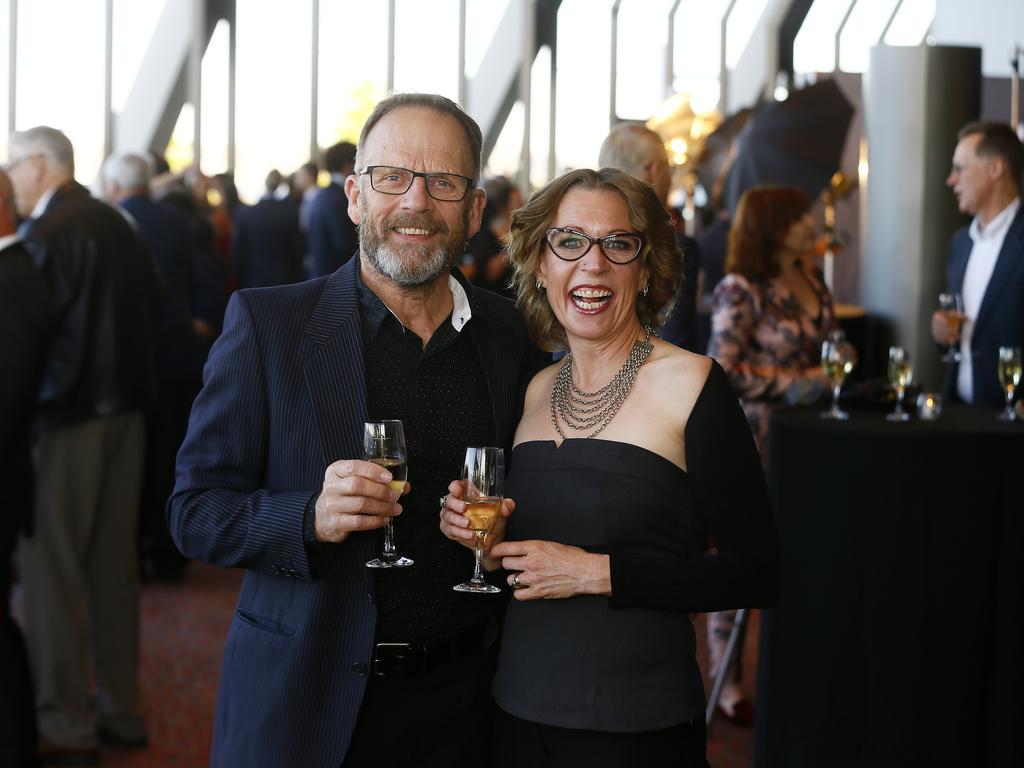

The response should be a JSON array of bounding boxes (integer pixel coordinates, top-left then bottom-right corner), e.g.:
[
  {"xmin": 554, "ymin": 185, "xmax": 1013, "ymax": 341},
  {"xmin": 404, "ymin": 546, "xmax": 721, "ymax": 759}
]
[{"xmin": 371, "ymin": 619, "xmax": 491, "ymax": 679}]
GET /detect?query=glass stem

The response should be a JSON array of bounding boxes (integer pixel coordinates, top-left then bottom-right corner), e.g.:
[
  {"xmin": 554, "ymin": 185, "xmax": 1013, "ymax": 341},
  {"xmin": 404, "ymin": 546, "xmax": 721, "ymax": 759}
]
[
  {"xmin": 1007, "ymin": 389, "xmax": 1016, "ymax": 419},
  {"xmin": 382, "ymin": 521, "xmax": 397, "ymax": 559},
  {"xmin": 832, "ymin": 383, "xmax": 842, "ymax": 411},
  {"xmin": 472, "ymin": 532, "xmax": 486, "ymax": 583}
]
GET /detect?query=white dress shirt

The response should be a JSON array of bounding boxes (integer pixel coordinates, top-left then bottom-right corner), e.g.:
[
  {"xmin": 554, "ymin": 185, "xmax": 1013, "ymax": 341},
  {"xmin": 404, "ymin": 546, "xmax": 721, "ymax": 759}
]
[{"xmin": 957, "ymin": 197, "xmax": 1021, "ymax": 402}]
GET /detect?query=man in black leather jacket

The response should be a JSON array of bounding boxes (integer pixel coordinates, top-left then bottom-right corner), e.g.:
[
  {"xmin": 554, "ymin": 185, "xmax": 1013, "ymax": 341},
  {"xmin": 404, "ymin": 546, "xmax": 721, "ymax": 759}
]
[{"xmin": 6, "ymin": 126, "xmax": 160, "ymax": 761}]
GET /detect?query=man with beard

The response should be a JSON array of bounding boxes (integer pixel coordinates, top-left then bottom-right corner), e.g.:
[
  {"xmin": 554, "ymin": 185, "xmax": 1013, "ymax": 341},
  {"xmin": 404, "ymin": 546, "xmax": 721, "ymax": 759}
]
[{"xmin": 169, "ymin": 93, "xmax": 545, "ymax": 768}]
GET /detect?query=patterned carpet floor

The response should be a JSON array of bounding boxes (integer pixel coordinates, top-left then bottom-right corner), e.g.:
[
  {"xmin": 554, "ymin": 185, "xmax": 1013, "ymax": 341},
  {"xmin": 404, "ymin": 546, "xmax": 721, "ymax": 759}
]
[
  {"xmin": 101, "ymin": 564, "xmax": 239, "ymax": 767},
  {"xmin": 71, "ymin": 563, "xmax": 760, "ymax": 767}
]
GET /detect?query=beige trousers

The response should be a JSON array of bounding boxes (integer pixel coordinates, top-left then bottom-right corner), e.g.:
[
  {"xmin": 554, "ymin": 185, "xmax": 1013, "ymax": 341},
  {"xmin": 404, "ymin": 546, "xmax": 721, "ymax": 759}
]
[{"xmin": 19, "ymin": 412, "xmax": 145, "ymax": 748}]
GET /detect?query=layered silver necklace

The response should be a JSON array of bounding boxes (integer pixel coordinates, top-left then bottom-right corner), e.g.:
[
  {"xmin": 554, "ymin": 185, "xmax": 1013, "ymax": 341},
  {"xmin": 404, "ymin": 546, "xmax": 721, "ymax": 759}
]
[{"xmin": 550, "ymin": 330, "xmax": 653, "ymax": 439}]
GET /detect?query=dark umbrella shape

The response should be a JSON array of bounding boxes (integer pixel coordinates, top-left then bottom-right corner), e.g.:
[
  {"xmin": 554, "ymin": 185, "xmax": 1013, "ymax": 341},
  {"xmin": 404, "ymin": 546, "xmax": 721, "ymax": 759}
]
[
  {"xmin": 695, "ymin": 106, "xmax": 756, "ymax": 205},
  {"xmin": 724, "ymin": 79, "xmax": 854, "ymax": 213}
]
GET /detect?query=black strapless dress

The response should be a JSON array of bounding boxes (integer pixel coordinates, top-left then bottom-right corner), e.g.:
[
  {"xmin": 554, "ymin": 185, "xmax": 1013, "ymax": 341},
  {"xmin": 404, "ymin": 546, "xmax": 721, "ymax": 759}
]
[
  {"xmin": 492, "ymin": 438, "xmax": 707, "ymax": 731},
  {"xmin": 491, "ymin": 360, "xmax": 780, "ymax": 734}
]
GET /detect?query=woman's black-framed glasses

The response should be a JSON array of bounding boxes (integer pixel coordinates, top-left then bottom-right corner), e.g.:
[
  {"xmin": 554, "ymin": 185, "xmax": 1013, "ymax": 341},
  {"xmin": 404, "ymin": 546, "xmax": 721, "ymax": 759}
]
[
  {"xmin": 360, "ymin": 165, "xmax": 474, "ymax": 201},
  {"xmin": 544, "ymin": 227, "xmax": 645, "ymax": 265}
]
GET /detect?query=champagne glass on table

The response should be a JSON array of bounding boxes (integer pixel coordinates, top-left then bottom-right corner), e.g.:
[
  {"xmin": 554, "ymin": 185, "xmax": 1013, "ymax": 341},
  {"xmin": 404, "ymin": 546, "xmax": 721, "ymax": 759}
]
[
  {"xmin": 997, "ymin": 346, "xmax": 1022, "ymax": 422},
  {"xmin": 453, "ymin": 447, "xmax": 504, "ymax": 594},
  {"xmin": 938, "ymin": 293, "xmax": 965, "ymax": 363},
  {"xmin": 820, "ymin": 331, "xmax": 856, "ymax": 420},
  {"xmin": 886, "ymin": 346, "xmax": 913, "ymax": 422},
  {"xmin": 364, "ymin": 420, "xmax": 413, "ymax": 568}
]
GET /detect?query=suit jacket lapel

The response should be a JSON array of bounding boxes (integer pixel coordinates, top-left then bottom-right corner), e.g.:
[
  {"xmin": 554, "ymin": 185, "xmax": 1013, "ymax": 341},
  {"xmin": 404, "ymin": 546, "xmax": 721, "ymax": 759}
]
[
  {"xmin": 300, "ymin": 259, "xmax": 374, "ymax": 574},
  {"xmin": 974, "ymin": 208, "xmax": 1024, "ymax": 336},
  {"xmin": 302, "ymin": 258, "xmax": 367, "ymax": 463},
  {"xmin": 464, "ymin": 283, "xmax": 517, "ymax": 449}
]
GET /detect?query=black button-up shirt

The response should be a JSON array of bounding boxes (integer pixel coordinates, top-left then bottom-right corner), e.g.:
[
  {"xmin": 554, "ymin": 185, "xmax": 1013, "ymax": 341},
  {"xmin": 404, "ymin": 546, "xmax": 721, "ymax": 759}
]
[{"xmin": 356, "ymin": 267, "xmax": 499, "ymax": 642}]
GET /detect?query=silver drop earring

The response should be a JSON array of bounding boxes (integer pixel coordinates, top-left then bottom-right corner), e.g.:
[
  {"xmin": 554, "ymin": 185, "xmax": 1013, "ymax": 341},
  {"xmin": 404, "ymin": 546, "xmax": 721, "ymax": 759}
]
[{"xmin": 642, "ymin": 282, "xmax": 649, "ymax": 297}]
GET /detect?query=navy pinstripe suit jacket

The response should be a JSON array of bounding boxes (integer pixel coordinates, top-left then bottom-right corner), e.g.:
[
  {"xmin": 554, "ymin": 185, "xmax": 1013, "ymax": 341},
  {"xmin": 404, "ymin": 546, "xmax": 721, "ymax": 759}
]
[{"xmin": 169, "ymin": 257, "xmax": 541, "ymax": 767}]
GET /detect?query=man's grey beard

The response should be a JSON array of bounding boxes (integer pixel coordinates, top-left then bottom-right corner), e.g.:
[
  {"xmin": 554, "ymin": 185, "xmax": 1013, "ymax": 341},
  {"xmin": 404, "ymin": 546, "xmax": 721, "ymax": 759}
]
[
  {"xmin": 359, "ymin": 201, "xmax": 469, "ymax": 288},
  {"xmin": 366, "ymin": 240, "xmax": 457, "ymax": 288}
]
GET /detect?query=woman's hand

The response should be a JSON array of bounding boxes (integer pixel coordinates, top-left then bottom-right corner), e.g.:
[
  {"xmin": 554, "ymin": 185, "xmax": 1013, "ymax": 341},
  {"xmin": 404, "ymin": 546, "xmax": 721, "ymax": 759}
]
[
  {"xmin": 491, "ymin": 540, "xmax": 611, "ymax": 600},
  {"xmin": 438, "ymin": 480, "xmax": 515, "ymax": 571}
]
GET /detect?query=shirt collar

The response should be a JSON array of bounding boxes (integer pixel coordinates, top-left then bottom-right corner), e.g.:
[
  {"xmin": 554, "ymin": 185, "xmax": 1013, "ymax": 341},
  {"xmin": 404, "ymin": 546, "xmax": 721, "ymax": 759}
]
[
  {"xmin": 30, "ymin": 185, "xmax": 59, "ymax": 220},
  {"xmin": 0, "ymin": 233, "xmax": 21, "ymax": 252},
  {"xmin": 330, "ymin": 172, "xmax": 348, "ymax": 188},
  {"xmin": 355, "ymin": 264, "xmax": 474, "ymax": 339},
  {"xmin": 449, "ymin": 273, "xmax": 472, "ymax": 331},
  {"xmin": 970, "ymin": 197, "xmax": 1020, "ymax": 243}
]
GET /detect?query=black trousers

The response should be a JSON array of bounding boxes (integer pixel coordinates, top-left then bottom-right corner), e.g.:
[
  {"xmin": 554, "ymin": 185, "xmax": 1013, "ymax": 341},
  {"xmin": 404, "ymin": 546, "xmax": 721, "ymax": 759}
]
[
  {"xmin": 492, "ymin": 707, "xmax": 710, "ymax": 768},
  {"xmin": 342, "ymin": 645, "xmax": 495, "ymax": 768}
]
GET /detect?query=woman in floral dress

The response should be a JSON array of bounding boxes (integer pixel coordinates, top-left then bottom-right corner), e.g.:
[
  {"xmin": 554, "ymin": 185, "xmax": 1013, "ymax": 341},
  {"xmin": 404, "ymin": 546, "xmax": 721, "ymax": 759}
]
[{"xmin": 705, "ymin": 186, "xmax": 836, "ymax": 724}]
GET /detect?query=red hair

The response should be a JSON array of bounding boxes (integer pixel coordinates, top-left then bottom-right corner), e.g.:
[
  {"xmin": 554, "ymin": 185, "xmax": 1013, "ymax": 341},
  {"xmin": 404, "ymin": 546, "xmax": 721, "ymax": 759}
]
[{"xmin": 725, "ymin": 186, "xmax": 809, "ymax": 282}]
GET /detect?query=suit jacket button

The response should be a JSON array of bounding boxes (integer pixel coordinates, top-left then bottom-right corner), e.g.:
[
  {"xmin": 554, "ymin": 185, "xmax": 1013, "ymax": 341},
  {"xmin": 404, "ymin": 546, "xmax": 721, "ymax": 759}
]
[{"xmin": 352, "ymin": 662, "xmax": 368, "ymax": 676}]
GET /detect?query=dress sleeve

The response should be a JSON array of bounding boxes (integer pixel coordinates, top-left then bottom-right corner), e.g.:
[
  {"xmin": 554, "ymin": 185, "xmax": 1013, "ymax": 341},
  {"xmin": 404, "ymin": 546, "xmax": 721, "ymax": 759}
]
[
  {"xmin": 708, "ymin": 274, "xmax": 809, "ymax": 401},
  {"xmin": 608, "ymin": 361, "xmax": 780, "ymax": 612}
]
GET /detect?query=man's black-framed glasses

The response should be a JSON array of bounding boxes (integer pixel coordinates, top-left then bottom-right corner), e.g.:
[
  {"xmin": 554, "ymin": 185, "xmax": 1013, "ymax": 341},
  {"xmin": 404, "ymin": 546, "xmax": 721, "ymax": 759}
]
[
  {"xmin": 360, "ymin": 165, "xmax": 474, "ymax": 202},
  {"xmin": 544, "ymin": 227, "xmax": 646, "ymax": 265}
]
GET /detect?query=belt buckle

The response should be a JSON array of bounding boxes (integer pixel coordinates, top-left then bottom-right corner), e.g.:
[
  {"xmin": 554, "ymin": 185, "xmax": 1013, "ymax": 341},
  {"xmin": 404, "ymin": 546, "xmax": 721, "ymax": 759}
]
[{"xmin": 371, "ymin": 642, "xmax": 424, "ymax": 679}]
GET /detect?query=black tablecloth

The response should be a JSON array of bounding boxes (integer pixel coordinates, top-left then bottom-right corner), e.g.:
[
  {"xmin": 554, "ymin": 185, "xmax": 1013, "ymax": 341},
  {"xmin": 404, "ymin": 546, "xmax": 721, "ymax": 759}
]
[{"xmin": 754, "ymin": 404, "xmax": 1023, "ymax": 768}]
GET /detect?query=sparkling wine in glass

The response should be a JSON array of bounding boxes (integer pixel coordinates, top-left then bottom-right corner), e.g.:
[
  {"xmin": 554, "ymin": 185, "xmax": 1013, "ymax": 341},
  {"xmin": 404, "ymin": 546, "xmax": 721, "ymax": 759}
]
[
  {"xmin": 453, "ymin": 447, "xmax": 504, "ymax": 594},
  {"xmin": 820, "ymin": 331, "xmax": 856, "ymax": 420},
  {"xmin": 997, "ymin": 346, "xmax": 1022, "ymax": 422},
  {"xmin": 887, "ymin": 346, "xmax": 913, "ymax": 422},
  {"xmin": 938, "ymin": 293, "xmax": 965, "ymax": 363},
  {"xmin": 364, "ymin": 420, "xmax": 413, "ymax": 568}
]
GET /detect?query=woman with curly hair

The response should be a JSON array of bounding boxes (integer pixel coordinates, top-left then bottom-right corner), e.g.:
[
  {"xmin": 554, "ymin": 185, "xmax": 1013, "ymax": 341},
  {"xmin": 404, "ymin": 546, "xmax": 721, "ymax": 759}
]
[{"xmin": 441, "ymin": 167, "xmax": 779, "ymax": 766}]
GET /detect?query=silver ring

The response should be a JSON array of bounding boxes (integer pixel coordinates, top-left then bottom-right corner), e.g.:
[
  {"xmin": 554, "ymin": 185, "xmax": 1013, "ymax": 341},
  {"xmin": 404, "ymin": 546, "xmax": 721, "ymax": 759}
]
[
  {"xmin": 439, "ymin": 494, "xmax": 448, "ymax": 509},
  {"xmin": 511, "ymin": 573, "xmax": 521, "ymax": 590}
]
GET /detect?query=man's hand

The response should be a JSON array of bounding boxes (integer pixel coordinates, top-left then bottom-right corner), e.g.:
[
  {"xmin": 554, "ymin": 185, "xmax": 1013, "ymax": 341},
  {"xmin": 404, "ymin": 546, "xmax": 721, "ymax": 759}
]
[
  {"xmin": 439, "ymin": 480, "xmax": 515, "ymax": 571},
  {"xmin": 931, "ymin": 309, "xmax": 964, "ymax": 347},
  {"xmin": 314, "ymin": 459, "xmax": 409, "ymax": 543},
  {"xmin": 490, "ymin": 539, "xmax": 611, "ymax": 600}
]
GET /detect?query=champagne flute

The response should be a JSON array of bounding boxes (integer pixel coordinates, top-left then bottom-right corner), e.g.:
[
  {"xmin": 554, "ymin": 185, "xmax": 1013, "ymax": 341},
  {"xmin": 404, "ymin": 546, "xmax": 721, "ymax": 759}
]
[
  {"xmin": 364, "ymin": 420, "xmax": 413, "ymax": 568},
  {"xmin": 996, "ymin": 346, "xmax": 1022, "ymax": 422},
  {"xmin": 453, "ymin": 447, "xmax": 504, "ymax": 594},
  {"xmin": 820, "ymin": 331, "xmax": 856, "ymax": 420},
  {"xmin": 938, "ymin": 293, "xmax": 965, "ymax": 363},
  {"xmin": 886, "ymin": 346, "xmax": 913, "ymax": 422}
]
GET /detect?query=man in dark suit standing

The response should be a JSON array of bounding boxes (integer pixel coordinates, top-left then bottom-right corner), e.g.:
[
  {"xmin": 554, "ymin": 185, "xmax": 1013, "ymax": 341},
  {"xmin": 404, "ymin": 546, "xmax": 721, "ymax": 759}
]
[
  {"xmin": 307, "ymin": 140, "xmax": 358, "ymax": 278},
  {"xmin": 599, "ymin": 123, "xmax": 701, "ymax": 351},
  {"xmin": 932, "ymin": 122, "xmax": 1024, "ymax": 407},
  {"xmin": 7, "ymin": 127, "xmax": 159, "ymax": 762},
  {"xmin": 102, "ymin": 152, "xmax": 212, "ymax": 582},
  {"xmin": 231, "ymin": 169, "xmax": 305, "ymax": 288},
  {"xmin": 170, "ymin": 93, "xmax": 545, "ymax": 768},
  {"xmin": 0, "ymin": 168, "xmax": 48, "ymax": 768}
]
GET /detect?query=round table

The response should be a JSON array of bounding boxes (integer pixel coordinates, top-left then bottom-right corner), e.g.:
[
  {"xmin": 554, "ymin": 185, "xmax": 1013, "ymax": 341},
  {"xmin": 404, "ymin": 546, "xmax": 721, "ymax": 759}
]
[{"xmin": 754, "ymin": 404, "xmax": 1023, "ymax": 768}]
